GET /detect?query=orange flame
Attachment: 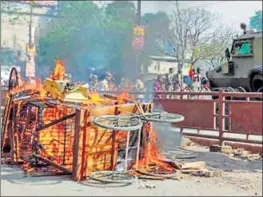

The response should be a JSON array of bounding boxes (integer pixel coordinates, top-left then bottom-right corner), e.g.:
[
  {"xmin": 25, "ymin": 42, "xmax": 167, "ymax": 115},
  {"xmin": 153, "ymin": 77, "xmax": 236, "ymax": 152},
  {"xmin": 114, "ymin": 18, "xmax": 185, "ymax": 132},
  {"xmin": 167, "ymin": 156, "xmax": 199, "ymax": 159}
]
[
  {"xmin": 133, "ymin": 122, "xmax": 177, "ymax": 173},
  {"xmin": 50, "ymin": 59, "xmax": 65, "ymax": 80},
  {"xmin": 4, "ymin": 59, "xmax": 177, "ymax": 177}
]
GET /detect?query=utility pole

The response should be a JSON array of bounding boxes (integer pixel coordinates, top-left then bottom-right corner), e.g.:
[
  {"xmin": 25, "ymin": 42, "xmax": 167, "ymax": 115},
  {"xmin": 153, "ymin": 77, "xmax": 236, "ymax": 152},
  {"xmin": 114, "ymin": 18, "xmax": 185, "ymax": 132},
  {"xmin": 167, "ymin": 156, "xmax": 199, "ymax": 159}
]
[
  {"xmin": 137, "ymin": 0, "xmax": 141, "ymax": 25},
  {"xmin": 135, "ymin": 0, "xmax": 141, "ymax": 77},
  {"xmin": 28, "ymin": 4, "xmax": 33, "ymax": 45},
  {"xmin": 26, "ymin": 3, "xmax": 36, "ymax": 79}
]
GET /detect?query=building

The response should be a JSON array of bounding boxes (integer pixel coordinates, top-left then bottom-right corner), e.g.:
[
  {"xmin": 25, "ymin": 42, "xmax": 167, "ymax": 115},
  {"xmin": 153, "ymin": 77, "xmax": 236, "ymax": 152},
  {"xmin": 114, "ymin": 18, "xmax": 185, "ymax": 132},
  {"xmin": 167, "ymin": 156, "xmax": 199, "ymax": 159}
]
[
  {"xmin": 147, "ymin": 56, "xmax": 179, "ymax": 75},
  {"xmin": 1, "ymin": 1, "xmax": 56, "ymax": 54},
  {"xmin": 1, "ymin": 1, "xmax": 57, "ymax": 78}
]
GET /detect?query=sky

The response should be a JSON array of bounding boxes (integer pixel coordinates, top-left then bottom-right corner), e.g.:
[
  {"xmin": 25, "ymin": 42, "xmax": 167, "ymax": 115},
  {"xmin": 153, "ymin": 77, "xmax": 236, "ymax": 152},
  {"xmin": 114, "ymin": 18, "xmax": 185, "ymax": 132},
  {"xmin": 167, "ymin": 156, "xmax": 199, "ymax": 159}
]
[
  {"xmin": 140, "ymin": 1, "xmax": 262, "ymax": 30},
  {"xmin": 96, "ymin": 1, "xmax": 262, "ymax": 31}
]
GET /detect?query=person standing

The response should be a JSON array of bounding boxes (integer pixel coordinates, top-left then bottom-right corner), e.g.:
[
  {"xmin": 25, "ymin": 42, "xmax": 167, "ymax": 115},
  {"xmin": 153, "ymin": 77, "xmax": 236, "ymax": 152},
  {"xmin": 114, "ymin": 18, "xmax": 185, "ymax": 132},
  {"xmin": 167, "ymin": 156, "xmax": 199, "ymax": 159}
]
[
  {"xmin": 154, "ymin": 75, "xmax": 164, "ymax": 99},
  {"xmin": 134, "ymin": 76, "xmax": 145, "ymax": 102},
  {"xmin": 118, "ymin": 78, "xmax": 126, "ymax": 90},
  {"xmin": 90, "ymin": 75, "xmax": 99, "ymax": 91},
  {"xmin": 174, "ymin": 70, "xmax": 181, "ymax": 91},
  {"xmin": 108, "ymin": 78, "xmax": 116, "ymax": 91},
  {"xmin": 99, "ymin": 72, "xmax": 112, "ymax": 91},
  {"xmin": 192, "ymin": 67, "xmax": 202, "ymax": 91},
  {"xmin": 165, "ymin": 68, "xmax": 177, "ymax": 98},
  {"xmin": 189, "ymin": 65, "xmax": 195, "ymax": 81},
  {"xmin": 165, "ymin": 68, "xmax": 176, "ymax": 91}
]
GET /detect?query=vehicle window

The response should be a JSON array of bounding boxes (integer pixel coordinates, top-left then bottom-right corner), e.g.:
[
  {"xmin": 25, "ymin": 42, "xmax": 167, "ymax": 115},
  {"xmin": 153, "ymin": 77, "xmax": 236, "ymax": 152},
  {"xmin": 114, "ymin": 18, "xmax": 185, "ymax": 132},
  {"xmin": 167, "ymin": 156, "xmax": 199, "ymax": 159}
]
[{"xmin": 233, "ymin": 41, "xmax": 253, "ymax": 55}]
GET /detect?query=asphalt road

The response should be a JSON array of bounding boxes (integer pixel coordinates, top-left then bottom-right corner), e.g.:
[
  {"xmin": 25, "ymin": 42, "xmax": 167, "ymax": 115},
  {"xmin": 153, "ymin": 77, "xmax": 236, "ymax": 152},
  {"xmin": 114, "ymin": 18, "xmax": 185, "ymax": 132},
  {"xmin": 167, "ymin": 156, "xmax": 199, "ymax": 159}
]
[
  {"xmin": 1, "ymin": 164, "xmax": 262, "ymax": 196},
  {"xmin": 1, "ymin": 144, "xmax": 262, "ymax": 196}
]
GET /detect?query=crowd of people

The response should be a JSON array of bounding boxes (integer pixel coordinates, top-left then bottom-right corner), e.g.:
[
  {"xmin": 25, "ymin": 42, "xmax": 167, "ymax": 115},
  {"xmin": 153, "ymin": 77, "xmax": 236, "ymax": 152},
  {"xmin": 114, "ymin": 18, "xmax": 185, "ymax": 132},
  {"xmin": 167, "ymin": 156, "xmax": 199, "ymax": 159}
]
[{"xmin": 87, "ymin": 67, "xmax": 210, "ymax": 94}]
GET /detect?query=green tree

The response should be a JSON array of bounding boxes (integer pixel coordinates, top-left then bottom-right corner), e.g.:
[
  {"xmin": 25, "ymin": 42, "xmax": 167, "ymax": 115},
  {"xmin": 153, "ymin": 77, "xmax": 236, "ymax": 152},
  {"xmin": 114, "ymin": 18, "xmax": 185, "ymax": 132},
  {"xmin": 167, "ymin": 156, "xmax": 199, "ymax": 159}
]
[
  {"xmin": 140, "ymin": 12, "xmax": 171, "ymax": 74},
  {"xmin": 249, "ymin": 10, "xmax": 262, "ymax": 31},
  {"xmin": 37, "ymin": 1, "xmax": 137, "ymax": 80},
  {"xmin": 142, "ymin": 12, "xmax": 170, "ymax": 56},
  {"xmin": 103, "ymin": 1, "xmax": 136, "ymax": 79}
]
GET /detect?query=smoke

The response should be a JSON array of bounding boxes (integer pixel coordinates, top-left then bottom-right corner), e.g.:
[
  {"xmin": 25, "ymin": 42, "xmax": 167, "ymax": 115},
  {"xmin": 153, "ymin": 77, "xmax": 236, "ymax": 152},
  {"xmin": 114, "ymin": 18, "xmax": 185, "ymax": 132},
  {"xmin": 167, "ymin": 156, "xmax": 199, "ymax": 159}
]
[{"xmin": 152, "ymin": 103, "xmax": 182, "ymax": 153}]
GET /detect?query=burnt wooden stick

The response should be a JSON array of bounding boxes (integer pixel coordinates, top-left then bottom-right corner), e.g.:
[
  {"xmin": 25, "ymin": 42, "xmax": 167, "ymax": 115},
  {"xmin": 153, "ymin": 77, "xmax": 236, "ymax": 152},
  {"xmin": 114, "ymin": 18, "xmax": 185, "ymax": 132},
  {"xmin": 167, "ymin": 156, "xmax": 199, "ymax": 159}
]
[
  {"xmin": 32, "ymin": 154, "xmax": 72, "ymax": 174},
  {"xmin": 36, "ymin": 113, "xmax": 75, "ymax": 132},
  {"xmin": 103, "ymin": 94, "xmax": 134, "ymax": 103}
]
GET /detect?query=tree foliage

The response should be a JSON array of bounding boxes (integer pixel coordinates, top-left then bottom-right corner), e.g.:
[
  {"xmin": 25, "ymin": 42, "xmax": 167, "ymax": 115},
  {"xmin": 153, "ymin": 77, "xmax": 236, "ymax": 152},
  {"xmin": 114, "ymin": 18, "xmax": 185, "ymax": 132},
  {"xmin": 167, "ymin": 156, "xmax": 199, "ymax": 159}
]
[
  {"xmin": 249, "ymin": 10, "xmax": 262, "ymax": 31},
  {"xmin": 36, "ymin": 1, "xmax": 173, "ymax": 80},
  {"xmin": 142, "ymin": 12, "xmax": 170, "ymax": 55},
  {"xmin": 36, "ymin": 0, "xmax": 236, "ymax": 80},
  {"xmin": 37, "ymin": 1, "xmax": 136, "ymax": 80}
]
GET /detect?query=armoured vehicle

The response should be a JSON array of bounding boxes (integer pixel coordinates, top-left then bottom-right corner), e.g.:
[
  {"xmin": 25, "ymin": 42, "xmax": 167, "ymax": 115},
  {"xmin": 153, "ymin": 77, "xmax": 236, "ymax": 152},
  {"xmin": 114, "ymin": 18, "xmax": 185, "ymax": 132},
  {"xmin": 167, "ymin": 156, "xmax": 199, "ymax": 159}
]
[{"xmin": 207, "ymin": 24, "xmax": 263, "ymax": 92}]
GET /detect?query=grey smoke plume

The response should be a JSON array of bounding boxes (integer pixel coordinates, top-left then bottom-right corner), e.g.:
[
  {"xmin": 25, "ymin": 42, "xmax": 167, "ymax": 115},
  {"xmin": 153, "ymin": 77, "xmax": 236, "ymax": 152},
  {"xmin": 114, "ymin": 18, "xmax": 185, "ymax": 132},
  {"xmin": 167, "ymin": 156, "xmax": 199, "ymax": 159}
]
[{"xmin": 152, "ymin": 103, "xmax": 182, "ymax": 153}]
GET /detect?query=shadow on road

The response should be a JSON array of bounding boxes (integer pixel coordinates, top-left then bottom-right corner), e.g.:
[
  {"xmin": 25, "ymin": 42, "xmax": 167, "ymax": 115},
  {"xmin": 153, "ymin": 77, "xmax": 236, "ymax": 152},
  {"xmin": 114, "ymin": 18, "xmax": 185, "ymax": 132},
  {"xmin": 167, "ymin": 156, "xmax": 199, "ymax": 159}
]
[{"xmin": 1, "ymin": 165, "xmax": 67, "ymax": 185}]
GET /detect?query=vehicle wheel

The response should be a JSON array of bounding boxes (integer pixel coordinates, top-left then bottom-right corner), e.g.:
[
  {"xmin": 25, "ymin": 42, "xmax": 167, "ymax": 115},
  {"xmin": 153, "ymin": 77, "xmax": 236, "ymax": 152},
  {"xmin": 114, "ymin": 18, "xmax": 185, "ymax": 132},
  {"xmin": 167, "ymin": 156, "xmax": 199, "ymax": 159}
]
[{"xmin": 252, "ymin": 74, "xmax": 263, "ymax": 92}]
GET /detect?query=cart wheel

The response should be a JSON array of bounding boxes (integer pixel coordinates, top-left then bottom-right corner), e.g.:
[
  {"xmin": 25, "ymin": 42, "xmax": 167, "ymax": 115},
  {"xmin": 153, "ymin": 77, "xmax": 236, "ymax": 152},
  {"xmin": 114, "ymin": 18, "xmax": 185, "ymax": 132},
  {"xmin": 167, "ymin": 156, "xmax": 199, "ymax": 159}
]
[
  {"xmin": 92, "ymin": 115, "xmax": 143, "ymax": 131},
  {"xmin": 88, "ymin": 171, "xmax": 137, "ymax": 184},
  {"xmin": 139, "ymin": 112, "xmax": 184, "ymax": 123},
  {"xmin": 8, "ymin": 67, "xmax": 19, "ymax": 90}
]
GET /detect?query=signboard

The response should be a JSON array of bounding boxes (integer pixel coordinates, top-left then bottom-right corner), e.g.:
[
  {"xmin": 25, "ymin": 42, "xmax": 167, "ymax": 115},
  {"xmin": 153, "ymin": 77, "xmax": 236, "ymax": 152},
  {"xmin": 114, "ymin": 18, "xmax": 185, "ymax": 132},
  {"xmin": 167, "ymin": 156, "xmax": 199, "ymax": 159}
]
[
  {"xmin": 26, "ymin": 43, "xmax": 36, "ymax": 78},
  {"xmin": 22, "ymin": 1, "xmax": 57, "ymax": 7},
  {"xmin": 132, "ymin": 37, "xmax": 144, "ymax": 50},
  {"xmin": 132, "ymin": 25, "xmax": 145, "ymax": 51},
  {"xmin": 133, "ymin": 26, "xmax": 145, "ymax": 36},
  {"xmin": 26, "ymin": 61, "xmax": 35, "ymax": 77},
  {"xmin": 26, "ymin": 44, "xmax": 36, "ymax": 55}
]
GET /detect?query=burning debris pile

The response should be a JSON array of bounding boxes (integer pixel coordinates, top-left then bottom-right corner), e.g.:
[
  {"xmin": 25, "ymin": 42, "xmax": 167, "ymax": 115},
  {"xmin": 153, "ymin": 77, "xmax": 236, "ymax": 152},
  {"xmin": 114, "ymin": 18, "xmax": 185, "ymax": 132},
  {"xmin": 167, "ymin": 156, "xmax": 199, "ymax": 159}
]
[{"xmin": 1, "ymin": 60, "xmax": 185, "ymax": 184}]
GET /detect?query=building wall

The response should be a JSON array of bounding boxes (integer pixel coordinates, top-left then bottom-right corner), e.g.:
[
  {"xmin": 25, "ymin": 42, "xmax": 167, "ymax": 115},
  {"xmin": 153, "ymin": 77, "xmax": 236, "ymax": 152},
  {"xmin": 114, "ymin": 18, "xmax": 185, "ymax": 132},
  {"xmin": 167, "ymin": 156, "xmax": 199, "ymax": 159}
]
[
  {"xmin": 148, "ymin": 60, "xmax": 178, "ymax": 75},
  {"xmin": 1, "ymin": 3, "xmax": 50, "ymax": 54}
]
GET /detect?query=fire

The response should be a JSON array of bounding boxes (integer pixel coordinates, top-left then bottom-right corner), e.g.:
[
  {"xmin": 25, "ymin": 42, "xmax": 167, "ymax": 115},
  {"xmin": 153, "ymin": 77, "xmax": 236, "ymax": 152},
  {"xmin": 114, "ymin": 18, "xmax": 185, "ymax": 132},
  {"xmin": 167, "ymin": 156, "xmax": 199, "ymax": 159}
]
[
  {"xmin": 2, "ymin": 59, "xmax": 178, "ymax": 180},
  {"xmin": 134, "ymin": 123, "xmax": 177, "ymax": 174},
  {"xmin": 37, "ymin": 106, "xmax": 75, "ymax": 166},
  {"xmin": 116, "ymin": 92, "xmax": 131, "ymax": 104},
  {"xmin": 50, "ymin": 59, "xmax": 65, "ymax": 80}
]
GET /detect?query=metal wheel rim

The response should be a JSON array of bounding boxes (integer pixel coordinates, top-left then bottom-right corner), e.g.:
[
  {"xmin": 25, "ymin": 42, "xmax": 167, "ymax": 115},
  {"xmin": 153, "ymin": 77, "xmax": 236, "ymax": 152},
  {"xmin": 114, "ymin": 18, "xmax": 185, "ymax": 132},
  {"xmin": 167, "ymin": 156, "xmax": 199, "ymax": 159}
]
[
  {"xmin": 81, "ymin": 179, "xmax": 131, "ymax": 187},
  {"xmin": 8, "ymin": 67, "xmax": 19, "ymax": 90},
  {"xmin": 139, "ymin": 112, "xmax": 185, "ymax": 123},
  {"xmin": 88, "ymin": 171, "xmax": 138, "ymax": 184},
  {"xmin": 136, "ymin": 169, "xmax": 178, "ymax": 178},
  {"xmin": 92, "ymin": 115, "xmax": 143, "ymax": 131}
]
